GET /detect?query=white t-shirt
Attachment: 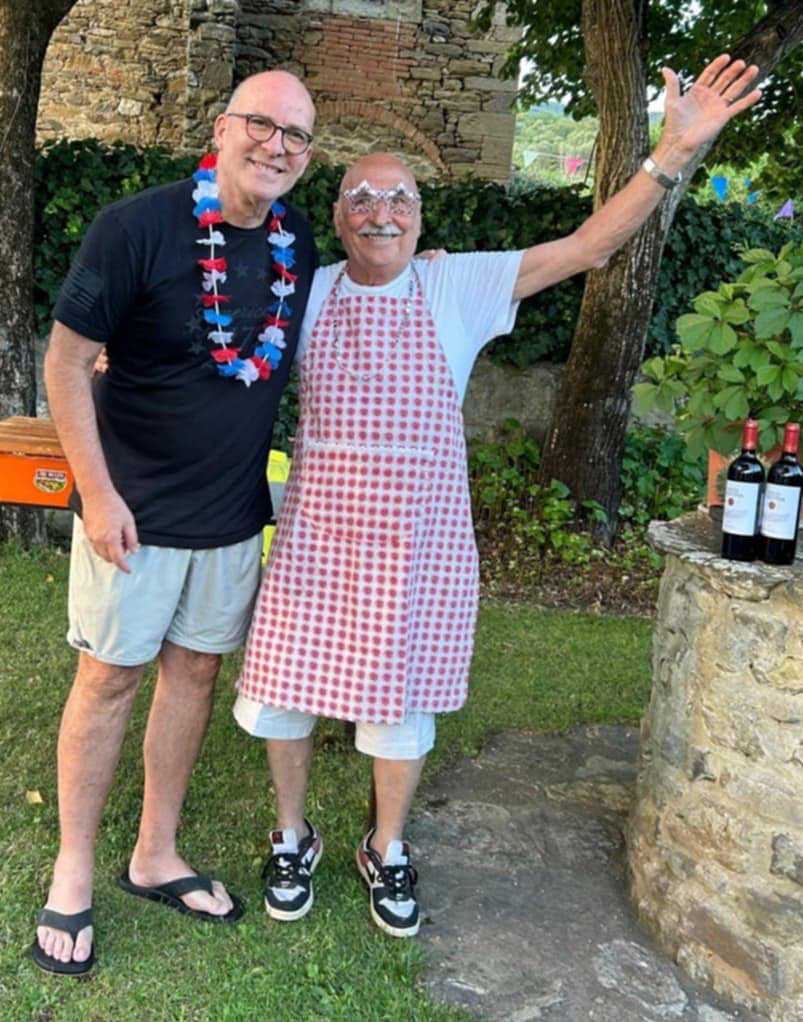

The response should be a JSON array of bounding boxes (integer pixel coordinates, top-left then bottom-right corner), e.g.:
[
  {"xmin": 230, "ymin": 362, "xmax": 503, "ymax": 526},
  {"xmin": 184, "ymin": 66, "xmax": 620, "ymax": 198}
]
[{"xmin": 297, "ymin": 251, "xmax": 524, "ymax": 403}]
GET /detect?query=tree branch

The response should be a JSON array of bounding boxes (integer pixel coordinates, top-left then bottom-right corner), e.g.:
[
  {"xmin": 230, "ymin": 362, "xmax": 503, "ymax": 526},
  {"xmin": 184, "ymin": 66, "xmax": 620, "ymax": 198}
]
[{"xmin": 730, "ymin": 0, "xmax": 803, "ymax": 74}]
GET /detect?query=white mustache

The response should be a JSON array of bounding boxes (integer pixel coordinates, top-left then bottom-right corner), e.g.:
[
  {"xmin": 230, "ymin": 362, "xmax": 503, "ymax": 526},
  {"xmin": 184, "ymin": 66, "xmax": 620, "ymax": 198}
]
[{"xmin": 357, "ymin": 224, "xmax": 402, "ymax": 237}]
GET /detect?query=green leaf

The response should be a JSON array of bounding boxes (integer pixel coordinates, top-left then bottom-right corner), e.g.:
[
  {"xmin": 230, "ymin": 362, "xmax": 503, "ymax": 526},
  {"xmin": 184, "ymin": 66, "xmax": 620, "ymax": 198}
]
[
  {"xmin": 685, "ymin": 427, "xmax": 708, "ymax": 461},
  {"xmin": 654, "ymin": 384, "xmax": 678, "ymax": 414},
  {"xmin": 762, "ymin": 405, "xmax": 789, "ymax": 424},
  {"xmin": 749, "ymin": 287, "xmax": 789, "ymax": 312},
  {"xmin": 741, "ymin": 248, "xmax": 776, "ymax": 264},
  {"xmin": 724, "ymin": 389, "xmax": 750, "ymax": 421},
  {"xmin": 640, "ymin": 357, "xmax": 666, "ymax": 381},
  {"xmin": 755, "ymin": 306, "xmax": 791, "ymax": 339},
  {"xmin": 687, "ymin": 389, "xmax": 714, "ymax": 418},
  {"xmin": 739, "ymin": 247, "xmax": 776, "ymax": 263},
  {"xmin": 708, "ymin": 322, "xmax": 739, "ymax": 354},
  {"xmin": 722, "ymin": 300, "xmax": 751, "ymax": 325},
  {"xmin": 733, "ymin": 342, "xmax": 756, "ymax": 368},
  {"xmin": 756, "ymin": 364, "xmax": 781, "ymax": 386},
  {"xmin": 631, "ymin": 383, "xmax": 657, "ymax": 414},
  {"xmin": 788, "ymin": 313, "xmax": 803, "ymax": 349},
  {"xmin": 767, "ymin": 340, "xmax": 790, "ymax": 360},
  {"xmin": 718, "ymin": 364, "xmax": 744, "ymax": 383},
  {"xmin": 694, "ymin": 292, "xmax": 723, "ymax": 317},
  {"xmin": 676, "ymin": 313, "xmax": 715, "ymax": 350},
  {"xmin": 749, "ymin": 348, "xmax": 771, "ymax": 372},
  {"xmin": 782, "ymin": 367, "xmax": 799, "ymax": 394}
]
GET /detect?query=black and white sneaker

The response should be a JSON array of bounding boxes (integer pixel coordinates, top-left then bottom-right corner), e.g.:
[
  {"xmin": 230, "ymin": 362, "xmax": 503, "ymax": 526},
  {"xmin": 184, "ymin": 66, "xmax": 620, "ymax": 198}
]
[
  {"xmin": 262, "ymin": 820, "xmax": 323, "ymax": 921},
  {"xmin": 356, "ymin": 829, "xmax": 420, "ymax": 938}
]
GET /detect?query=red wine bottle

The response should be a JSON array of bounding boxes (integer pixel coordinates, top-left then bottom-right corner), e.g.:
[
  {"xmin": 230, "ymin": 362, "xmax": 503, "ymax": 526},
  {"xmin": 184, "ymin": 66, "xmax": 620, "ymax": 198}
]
[
  {"xmin": 721, "ymin": 419, "xmax": 764, "ymax": 561},
  {"xmin": 760, "ymin": 422, "xmax": 803, "ymax": 565}
]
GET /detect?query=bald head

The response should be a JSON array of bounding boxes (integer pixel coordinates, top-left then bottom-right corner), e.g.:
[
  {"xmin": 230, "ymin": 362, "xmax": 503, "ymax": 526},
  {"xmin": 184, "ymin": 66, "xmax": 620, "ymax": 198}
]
[
  {"xmin": 226, "ymin": 70, "xmax": 315, "ymax": 128},
  {"xmin": 340, "ymin": 153, "xmax": 417, "ymax": 196}
]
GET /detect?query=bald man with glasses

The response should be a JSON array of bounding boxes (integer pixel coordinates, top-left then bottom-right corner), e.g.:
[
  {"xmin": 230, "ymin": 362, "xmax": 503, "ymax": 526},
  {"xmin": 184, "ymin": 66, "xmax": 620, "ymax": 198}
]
[{"xmin": 33, "ymin": 70, "xmax": 319, "ymax": 975}]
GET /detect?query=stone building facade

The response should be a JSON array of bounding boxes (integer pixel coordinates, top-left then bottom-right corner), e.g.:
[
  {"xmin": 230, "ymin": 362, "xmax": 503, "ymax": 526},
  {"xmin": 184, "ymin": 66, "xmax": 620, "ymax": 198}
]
[{"xmin": 37, "ymin": 0, "xmax": 519, "ymax": 181}]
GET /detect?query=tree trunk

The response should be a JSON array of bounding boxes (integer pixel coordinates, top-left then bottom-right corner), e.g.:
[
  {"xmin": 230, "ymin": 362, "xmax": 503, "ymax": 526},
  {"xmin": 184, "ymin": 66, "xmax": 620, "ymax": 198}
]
[
  {"xmin": 539, "ymin": 0, "xmax": 803, "ymax": 544},
  {"xmin": 0, "ymin": 0, "xmax": 76, "ymax": 544},
  {"xmin": 539, "ymin": 0, "xmax": 653, "ymax": 543}
]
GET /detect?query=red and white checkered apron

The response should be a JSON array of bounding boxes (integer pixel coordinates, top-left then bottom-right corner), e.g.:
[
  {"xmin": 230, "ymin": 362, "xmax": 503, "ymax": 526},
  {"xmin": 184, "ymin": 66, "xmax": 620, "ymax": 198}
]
[{"xmin": 238, "ymin": 271, "xmax": 479, "ymax": 724}]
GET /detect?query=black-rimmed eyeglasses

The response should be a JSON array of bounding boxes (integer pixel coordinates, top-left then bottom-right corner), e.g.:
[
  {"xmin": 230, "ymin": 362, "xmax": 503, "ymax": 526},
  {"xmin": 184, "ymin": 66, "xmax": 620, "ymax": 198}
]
[{"xmin": 226, "ymin": 112, "xmax": 313, "ymax": 155}]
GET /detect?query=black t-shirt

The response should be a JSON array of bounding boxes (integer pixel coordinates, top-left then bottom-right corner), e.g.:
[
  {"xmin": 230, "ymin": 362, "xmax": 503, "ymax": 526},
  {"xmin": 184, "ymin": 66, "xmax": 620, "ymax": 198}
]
[{"xmin": 54, "ymin": 178, "xmax": 317, "ymax": 548}]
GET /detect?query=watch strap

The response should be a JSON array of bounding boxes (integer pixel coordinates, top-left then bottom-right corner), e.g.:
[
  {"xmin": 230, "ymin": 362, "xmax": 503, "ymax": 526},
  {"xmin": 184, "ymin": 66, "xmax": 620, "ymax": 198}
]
[{"xmin": 643, "ymin": 156, "xmax": 681, "ymax": 190}]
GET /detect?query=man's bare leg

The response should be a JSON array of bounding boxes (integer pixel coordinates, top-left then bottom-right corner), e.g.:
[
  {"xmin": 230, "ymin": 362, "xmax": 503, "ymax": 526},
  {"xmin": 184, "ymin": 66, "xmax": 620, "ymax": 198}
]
[
  {"xmin": 265, "ymin": 735, "xmax": 314, "ymax": 837},
  {"xmin": 370, "ymin": 755, "xmax": 426, "ymax": 858},
  {"xmin": 128, "ymin": 640, "xmax": 232, "ymax": 915},
  {"xmin": 37, "ymin": 653, "xmax": 144, "ymax": 965}
]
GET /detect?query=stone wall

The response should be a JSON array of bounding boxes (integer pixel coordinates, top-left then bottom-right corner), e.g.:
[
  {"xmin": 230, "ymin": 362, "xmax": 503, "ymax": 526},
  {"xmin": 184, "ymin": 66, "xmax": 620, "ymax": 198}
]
[
  {"xmin": 627, "ymin": 512, "xmax": 803, "ymax": 1020},
  {"xmin": 237, "ymin": 0, "xmax": 519, "ymax": 180},
  {"xmin": 38, "ymin": 0, "xmax": 519, "ymax": 180},
  {"xmin": 184, "ymin": 0, "xmax": 241, "ymax": 150},
  {"xmin": 38, "ymin": 0, "xmax": 189, "ymax": 148},
  {"xmin": 463, "ymin": 357, "xmax": 559, "ymax": 442}
]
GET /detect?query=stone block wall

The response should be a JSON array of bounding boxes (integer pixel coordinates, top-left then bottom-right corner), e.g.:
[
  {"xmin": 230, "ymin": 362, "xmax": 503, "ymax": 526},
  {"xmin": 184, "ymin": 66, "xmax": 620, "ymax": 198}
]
[
  {"xmin": 627, "ymin": 513, "xmax": 803, "ymax": 1019},
  {"xmin": 38, "ymin": 0, "xmax": 519, "ymax": 180},
  {"xmin": 38, "ymin": 0, "xmax": 189, "ymax": 148},
  {"xmin": 237, "ymin": 0, "xmax": 519, "ymax": 180}
]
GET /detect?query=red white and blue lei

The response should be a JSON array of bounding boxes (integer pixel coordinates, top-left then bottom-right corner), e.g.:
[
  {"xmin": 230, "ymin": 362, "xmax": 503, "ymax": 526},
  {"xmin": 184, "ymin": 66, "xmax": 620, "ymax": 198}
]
[{"xmin": 192, "ymin": 152, "xmax": 296, "ymax": 386}]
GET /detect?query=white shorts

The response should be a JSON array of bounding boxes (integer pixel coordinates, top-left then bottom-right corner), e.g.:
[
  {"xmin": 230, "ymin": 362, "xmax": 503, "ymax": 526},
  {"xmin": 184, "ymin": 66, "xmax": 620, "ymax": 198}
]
[
  {"xmin": 67, "ymin": 516, "xmax": 263, "ymax": 666},
  {"xmin": 232, "ymin": 694, "xmax": 436, "ymax": 760}
]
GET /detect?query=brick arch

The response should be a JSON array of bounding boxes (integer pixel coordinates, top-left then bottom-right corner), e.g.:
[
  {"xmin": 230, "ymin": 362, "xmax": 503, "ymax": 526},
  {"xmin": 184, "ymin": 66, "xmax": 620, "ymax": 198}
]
[{"xmin": 315, "ymin": 99, "xmax": 449, "ymax": 176}]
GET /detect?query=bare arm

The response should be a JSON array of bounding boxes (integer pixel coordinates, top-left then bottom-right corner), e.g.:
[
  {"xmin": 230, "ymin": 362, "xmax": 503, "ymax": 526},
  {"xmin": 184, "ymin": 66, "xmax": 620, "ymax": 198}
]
[
  {"xmin": 44, "ymin": 321, "xmax": 139, "ymax": 572},
  {"xmin": 513, "ymin": 55, "xmax": 762, "ymax": 301}
]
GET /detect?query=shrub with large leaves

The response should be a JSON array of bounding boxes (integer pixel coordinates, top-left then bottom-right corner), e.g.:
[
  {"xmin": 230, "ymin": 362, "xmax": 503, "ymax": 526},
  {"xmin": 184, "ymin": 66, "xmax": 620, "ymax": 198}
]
[{"xmin": 634, "ymin": 242, "xmax": 803, "ymax": 457}]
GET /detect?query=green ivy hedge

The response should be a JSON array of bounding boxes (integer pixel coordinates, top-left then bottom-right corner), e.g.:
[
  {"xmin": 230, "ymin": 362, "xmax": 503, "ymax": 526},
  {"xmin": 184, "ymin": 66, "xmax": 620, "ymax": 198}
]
[{"xmin": 34, "ymin": 138, "xmax": 801, "ymax": 365}]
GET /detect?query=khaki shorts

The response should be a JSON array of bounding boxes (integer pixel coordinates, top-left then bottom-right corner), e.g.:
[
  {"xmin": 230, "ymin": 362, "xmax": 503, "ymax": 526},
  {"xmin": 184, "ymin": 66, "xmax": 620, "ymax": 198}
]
[
  {"xmin": 232, "ymin": 694, "xmax": 436, "ymax": 760},
  {"xmin": 67, "ymin": 516, "xmax": 263, "ymax": 666}
]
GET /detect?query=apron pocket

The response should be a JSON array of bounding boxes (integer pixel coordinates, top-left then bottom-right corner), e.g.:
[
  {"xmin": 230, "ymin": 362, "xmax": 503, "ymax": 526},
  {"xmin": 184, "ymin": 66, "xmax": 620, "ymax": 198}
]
[{"xmin": 298, "ymin": 440, "xmax": 435, "ymax": 545}]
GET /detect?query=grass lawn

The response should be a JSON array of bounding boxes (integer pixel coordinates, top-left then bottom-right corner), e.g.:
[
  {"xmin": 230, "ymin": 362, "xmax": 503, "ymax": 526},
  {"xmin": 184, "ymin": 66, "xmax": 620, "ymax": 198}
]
[{"xmin": 0, "ymin": 542, "xmax": 653, "ymax": 1022}]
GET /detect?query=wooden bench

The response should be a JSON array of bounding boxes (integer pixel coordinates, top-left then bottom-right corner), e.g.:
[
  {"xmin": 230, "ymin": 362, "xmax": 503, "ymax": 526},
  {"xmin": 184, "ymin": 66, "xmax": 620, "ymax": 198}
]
[{"xmin": 0, "ymin": 416, "xmax": 74, "ymax": 509}]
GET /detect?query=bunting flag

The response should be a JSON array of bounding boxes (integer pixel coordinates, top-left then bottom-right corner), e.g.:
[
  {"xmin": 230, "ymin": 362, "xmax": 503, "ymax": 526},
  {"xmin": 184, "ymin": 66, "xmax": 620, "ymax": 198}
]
[
  {"xmin": 774, "ymin": 199, "xmax": 795, "ymax": 220},
  {"xmin": 711, "ymin": 175, "xmax": 729, "ymax": 202}
]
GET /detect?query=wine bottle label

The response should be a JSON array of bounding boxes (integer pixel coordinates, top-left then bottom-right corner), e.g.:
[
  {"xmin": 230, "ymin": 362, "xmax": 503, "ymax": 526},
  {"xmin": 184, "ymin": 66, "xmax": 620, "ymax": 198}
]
[
  {"xmin": 722, "ymin": 480, "xmax": 762, "ymax": 536},
  {"xmin": 760, "ymin": 483, "xmax": 803, "ymax": 540}
]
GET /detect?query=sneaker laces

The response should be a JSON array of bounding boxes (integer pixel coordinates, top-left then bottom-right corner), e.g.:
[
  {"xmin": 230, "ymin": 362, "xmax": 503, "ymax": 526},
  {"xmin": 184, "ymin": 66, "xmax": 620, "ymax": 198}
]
[
  {"xmin": 263, "ymin": 850, "xmax": 309, "ymax": 888},
  {"xmin": 379, "ymin": 861, "xmax": 418, "ymax": 902}
]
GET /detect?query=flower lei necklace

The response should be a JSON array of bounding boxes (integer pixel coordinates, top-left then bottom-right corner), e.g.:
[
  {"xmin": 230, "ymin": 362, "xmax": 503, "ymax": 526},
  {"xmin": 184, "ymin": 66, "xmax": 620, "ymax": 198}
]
[{"xmin": 192, "ymin": 152, "xmax": 297, "ymax": 386}]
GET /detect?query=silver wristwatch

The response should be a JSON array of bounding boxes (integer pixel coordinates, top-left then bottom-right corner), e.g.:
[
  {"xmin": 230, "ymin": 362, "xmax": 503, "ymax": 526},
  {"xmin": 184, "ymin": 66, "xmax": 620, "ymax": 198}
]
[{"xmin": 642, "ymin": 156, "xmax": 682, "ymax": 190}]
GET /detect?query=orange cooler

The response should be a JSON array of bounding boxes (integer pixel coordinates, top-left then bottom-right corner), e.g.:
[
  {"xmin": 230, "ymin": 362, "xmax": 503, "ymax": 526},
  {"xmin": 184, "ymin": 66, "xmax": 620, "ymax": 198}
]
[{"xmin": 0, "ymin": 416, "xmax": 74, "ymax": 509}]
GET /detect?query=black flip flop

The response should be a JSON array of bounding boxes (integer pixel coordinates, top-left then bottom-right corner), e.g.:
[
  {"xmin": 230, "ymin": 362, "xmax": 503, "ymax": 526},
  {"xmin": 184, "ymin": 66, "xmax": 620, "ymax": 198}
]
[
  {"xmin": 31, "ymin": 907, "xmax": 95, "ymax": 976},
  {"xmin": 116, "ymin": 869, "xmax": 245, "ymax": 923}
]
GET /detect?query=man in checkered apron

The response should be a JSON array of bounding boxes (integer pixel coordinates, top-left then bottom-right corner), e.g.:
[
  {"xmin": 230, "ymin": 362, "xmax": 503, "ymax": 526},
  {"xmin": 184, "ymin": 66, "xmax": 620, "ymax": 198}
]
[{"xmin": 234, "ymin": 56, "xmax": 761, "ymax": 937}]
